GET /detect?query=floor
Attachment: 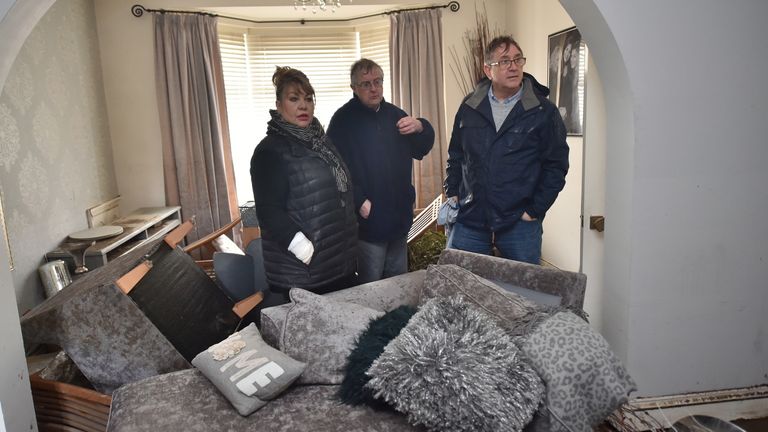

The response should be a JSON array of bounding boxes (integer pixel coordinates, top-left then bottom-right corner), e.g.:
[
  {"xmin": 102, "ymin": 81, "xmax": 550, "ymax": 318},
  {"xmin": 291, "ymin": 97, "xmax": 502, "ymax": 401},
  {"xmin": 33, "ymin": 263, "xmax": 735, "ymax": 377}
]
[
  {"xmin": 733, "ymin": 417, "xmax": 768, "ymax": 431},
  {"xmin": 598, "ymin": 416, "xmax": 768, "ymax": 431}
]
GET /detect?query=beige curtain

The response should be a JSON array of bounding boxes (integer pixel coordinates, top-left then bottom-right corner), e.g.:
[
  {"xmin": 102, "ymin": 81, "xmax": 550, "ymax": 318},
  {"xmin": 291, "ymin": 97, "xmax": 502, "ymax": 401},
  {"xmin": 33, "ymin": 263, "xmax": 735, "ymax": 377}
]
[
  {"xmin": 390, "ymin": 9, "xmax": 447, "ymax": 209},
  {"xmin": 154, "ymin": 13, "xmax": 239, "ymax": 248}
]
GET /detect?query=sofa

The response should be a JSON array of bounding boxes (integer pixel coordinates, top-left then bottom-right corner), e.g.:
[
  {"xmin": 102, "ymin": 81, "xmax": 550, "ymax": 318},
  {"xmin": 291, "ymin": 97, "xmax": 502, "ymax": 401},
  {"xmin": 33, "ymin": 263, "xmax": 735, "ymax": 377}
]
[{"xmin": 103, "ymin": 248, "xmax": 634, "ymax": 432}]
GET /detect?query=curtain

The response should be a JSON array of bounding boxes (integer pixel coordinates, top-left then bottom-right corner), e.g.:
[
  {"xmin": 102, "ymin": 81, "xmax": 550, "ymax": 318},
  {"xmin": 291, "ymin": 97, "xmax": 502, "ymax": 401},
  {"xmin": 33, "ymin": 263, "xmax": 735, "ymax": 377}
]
[
  {"xmin": 390, "ymin": 9, "xmax": 447, "ymax": 209},
  {"xmin": 154, "ymin": 13, "xmax": 239, "ymax": 249}
]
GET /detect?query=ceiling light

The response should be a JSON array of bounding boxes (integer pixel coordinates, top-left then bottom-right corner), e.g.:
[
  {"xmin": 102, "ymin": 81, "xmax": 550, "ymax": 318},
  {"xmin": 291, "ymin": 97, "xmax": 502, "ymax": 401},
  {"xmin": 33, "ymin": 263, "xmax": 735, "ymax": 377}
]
[{"xmin": 294, "ymin": 0, "xmax": 345, "ymax": 14}]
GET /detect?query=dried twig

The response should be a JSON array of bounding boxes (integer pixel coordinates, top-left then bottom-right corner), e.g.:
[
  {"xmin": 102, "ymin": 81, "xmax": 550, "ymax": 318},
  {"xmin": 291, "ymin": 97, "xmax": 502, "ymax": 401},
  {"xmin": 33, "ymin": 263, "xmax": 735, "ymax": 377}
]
[{"xmin": 448, "ymin": 4, "xmax": 502, "ymax": 96}]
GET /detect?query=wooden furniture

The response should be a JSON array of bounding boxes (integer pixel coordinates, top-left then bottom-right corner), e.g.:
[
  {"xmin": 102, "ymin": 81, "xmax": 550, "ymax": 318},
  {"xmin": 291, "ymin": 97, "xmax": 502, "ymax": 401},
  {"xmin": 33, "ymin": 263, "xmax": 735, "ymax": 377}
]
[
  {"xmin": 47, "ymin": 207, "xmax": 181, "ymax": 271},
  {"xmin": 30, "ymin": 373, "xmax": 112, "ymax": 432}
]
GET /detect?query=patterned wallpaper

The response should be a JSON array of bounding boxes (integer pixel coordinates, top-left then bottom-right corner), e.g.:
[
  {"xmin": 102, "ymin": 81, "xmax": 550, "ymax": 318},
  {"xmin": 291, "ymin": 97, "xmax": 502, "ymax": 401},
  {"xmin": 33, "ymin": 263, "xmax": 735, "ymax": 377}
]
[{"xmin": 0, "ymin": 0, "xmax": 117, "ymax": 314}]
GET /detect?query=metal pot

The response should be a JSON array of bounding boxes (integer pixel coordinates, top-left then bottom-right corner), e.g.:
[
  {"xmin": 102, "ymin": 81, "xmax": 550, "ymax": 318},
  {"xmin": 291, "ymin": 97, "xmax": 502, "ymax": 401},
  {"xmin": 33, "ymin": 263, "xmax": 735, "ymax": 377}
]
[{"xmin": 39, "ymin": 260, "xmax": 72, "ymax": 298}]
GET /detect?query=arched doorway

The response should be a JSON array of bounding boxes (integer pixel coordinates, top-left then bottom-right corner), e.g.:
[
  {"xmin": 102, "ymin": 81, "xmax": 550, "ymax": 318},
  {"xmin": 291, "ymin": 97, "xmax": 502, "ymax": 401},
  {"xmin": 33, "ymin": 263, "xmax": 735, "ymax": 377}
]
[{"xmin": 0, "ymin": 1, "xmax": 636, "ymax": 428}]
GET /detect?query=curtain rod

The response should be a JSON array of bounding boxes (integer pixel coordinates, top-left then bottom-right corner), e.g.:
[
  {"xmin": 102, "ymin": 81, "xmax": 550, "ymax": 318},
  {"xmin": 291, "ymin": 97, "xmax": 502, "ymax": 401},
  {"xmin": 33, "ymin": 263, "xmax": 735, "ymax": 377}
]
[{"xmin": 131, "ymin": 1, "xmax": 460, "ymax": 25}]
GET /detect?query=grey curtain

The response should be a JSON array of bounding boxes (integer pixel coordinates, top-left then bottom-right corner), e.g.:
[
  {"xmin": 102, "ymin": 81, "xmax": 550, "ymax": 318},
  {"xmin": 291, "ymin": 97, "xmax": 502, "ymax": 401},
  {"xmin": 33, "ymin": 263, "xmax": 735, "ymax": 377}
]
[
  {"xmin": 154, "ymin": 13, "xmax": 239, "ymax": 249},
  {"xmin": 390, "ymin": 9, "xmax": 447, "ymax": 209}
]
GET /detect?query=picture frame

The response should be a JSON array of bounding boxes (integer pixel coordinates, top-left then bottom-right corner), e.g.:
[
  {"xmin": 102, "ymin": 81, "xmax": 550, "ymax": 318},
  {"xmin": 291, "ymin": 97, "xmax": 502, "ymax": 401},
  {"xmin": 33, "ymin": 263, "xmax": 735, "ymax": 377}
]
[{"xmin": 548, "ymin": 27, "xmax": 588, "ymax": 136}]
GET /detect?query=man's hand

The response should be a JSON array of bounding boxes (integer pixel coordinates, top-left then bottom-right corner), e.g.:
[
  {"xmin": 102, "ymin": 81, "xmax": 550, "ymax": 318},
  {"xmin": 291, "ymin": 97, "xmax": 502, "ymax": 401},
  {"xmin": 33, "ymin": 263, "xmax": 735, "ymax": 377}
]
[
  {"xmin": 521, "ymin": 212, "xmax": 537, "ymax": 222},
  {"xmin": 359, "ymin": 199, "xmax": 372, "ymax": 219},
  {"xmin": 396, "ymin": 117, "xmax": 423, "ymax": 135}
]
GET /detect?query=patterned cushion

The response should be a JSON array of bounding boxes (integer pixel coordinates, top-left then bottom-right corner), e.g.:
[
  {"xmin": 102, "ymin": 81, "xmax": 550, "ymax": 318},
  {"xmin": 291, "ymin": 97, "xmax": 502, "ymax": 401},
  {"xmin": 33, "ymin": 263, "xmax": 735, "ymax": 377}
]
[
  {"xmin": 521, "ymin": 312, "xmax": 636, "ymax": 431},
  {"xmin": 191, "ymin": 323, "xmax": 306, "ymax": 416},
  {"xmin": 280, "ymin": 288, "xmax": 384, "ymax": 384},
  {"xmin": 366, "ymin": 295, "xmax": 544, "ymax": 432}
]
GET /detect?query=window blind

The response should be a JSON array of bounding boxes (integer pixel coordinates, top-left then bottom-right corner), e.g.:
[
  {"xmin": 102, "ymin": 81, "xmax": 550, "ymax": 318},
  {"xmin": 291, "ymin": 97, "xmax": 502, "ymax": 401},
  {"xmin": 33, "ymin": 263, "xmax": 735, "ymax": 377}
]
[{"xmin": 219, "ymin": 20, "xmax": 390, "ymax": 204}]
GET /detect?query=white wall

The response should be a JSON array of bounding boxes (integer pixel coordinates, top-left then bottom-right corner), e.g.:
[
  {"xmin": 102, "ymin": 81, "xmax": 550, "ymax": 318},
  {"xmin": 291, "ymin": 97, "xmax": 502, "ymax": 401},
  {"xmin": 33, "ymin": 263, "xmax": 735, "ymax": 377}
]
[
  {"xmin": 94, "ymin": 0, "xmax": 165, "ymax": 214},
  {"xmin": 561, "ymin": 0, "xmax": 768, "ymax": 396},
  {"xmin": 580, "ymin": 56, "xmax": 607, "ymax": 332}
]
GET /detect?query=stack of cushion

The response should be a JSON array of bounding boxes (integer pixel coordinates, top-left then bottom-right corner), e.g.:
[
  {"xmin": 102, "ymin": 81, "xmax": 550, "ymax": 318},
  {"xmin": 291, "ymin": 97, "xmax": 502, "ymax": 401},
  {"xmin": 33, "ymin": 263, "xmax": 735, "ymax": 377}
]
[{"xmin": 190, "ymin": 263, "xmax": 636, "ymax": 431}]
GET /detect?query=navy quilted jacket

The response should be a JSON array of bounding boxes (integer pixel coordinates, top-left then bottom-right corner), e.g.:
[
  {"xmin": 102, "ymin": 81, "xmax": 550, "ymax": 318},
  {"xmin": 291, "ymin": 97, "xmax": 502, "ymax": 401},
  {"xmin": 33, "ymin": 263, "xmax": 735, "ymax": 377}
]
[{"xmin": 445, "ymin": 74, "xmax": 569, "ymax": 232}]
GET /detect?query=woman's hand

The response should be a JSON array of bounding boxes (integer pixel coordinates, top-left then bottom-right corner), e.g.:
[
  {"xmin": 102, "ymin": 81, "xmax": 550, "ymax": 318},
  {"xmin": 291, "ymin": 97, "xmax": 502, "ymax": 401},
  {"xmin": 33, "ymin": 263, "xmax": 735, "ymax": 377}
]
[{"xmin": 288, "ymin": 231, "xmax": 314, "ymax": 265}]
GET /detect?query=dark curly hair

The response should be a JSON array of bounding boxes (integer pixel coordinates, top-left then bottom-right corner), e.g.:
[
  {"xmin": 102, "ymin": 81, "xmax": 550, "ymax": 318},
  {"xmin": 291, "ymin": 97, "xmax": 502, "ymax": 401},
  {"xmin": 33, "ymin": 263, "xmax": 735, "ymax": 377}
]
[{"xmin": 484, "ymin": 36, "xmax": 524, "ymax": 63}]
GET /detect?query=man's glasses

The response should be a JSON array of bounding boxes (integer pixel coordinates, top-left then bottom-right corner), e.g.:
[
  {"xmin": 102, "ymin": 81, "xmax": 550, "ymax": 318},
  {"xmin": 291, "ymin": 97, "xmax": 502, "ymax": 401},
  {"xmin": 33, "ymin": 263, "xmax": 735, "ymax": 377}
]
[
  {"xmin": 355, "ymin": 78, "xmax": 384, "ymax": 90},
  {"xmin": 487, "ymin": 57, "xmax": 527, "ymax": 68}
]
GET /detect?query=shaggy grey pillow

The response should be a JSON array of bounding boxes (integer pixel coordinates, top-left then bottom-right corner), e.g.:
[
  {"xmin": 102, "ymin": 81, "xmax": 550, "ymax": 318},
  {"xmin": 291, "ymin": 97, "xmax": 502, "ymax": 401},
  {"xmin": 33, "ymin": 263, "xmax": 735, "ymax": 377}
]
[
  {"xmin": 521, "ymin": 311, "xmax": 636, "ymax": 431},
  {"xmin": 281, "ymin": 288, "xmax": 384, "ymax": 384},
  {"xmin": 366, "ymin": 295, "xmax": 544, "ymax": 432}
]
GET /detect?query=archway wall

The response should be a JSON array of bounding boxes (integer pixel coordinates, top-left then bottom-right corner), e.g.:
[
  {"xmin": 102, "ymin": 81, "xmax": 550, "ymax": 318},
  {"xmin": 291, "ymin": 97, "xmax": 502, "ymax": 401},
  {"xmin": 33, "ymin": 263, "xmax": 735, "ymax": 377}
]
[
  {"xmin": 561, "ymin": 0, "xmax": 768, "ymax": 396},
  {"xmin": 0, "ymin": 3, "xmax": 46, "ymax": 432}
]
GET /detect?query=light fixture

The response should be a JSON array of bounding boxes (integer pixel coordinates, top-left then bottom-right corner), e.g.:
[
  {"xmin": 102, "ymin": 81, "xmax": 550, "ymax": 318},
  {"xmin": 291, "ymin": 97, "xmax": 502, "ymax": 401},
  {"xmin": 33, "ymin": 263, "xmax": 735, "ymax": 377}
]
[{"xmin": 294, "ymin": 0, "xmax": 345, "ymax": 14}]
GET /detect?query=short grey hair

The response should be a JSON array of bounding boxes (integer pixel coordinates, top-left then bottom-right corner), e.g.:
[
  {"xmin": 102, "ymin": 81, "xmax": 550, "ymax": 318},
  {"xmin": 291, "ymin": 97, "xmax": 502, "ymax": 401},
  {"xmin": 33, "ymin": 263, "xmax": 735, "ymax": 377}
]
[{"xmin": 350, "ymin": 58, "xmax": 384, "ymax": 85}]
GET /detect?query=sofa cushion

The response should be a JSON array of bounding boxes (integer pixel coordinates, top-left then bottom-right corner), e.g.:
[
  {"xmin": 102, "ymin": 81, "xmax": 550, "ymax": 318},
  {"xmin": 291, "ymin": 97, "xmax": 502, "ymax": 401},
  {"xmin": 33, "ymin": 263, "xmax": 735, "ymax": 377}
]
[
  {"xmin": 191, "ymin": 323, "xmax": 305, "ymax": 416},
  {"xmin": 339, "ymin": 305, "xmax": 418, "ymax": 410},
  {"xmin": 491, "ymin": 279, "xmax": 562, "ymax": 306},
  {"xmin": 107, "ymin": 369, "xmax": 421, "ymax": 432},
  {"xmin": 521, "ymin": 311, "xmax": 636, "ymax": 431},
  {"xmin": 437, "ymin": 248, "xmax": 586, "ymax": 309},
  {"xmin": 366, "ymin": 295, "xmax": 544, "ymax": 432},
  {"xmin": 421, "ymin": 264, "xmax": 548, "ymax": 336},
  {"xmin": 260, "ymin": 270, "xmax": 425, "ymax": 349},
  {"xmin": 281, "ymin": 288, "xmax": 383, "ymax": 384}
]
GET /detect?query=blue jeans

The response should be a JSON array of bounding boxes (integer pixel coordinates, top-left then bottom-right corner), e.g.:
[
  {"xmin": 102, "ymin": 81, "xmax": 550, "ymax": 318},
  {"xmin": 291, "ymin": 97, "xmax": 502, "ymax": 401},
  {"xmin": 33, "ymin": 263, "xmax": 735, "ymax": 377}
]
[
  {"xmin": 357, "ymin": 237, "xmax": 408, "ymax": 283},
  {"xmin": 446, "ymin": 220, "xmax": 543, "ymax": 265}
]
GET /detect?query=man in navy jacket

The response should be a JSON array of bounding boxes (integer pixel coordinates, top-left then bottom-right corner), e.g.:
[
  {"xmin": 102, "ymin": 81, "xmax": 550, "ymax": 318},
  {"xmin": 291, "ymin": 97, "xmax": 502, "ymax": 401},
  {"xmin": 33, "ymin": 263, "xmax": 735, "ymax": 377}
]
[
  {"xmin": 445, "ymin": 36, "xmax": 569, "ymax": 264},
  {"xmin": 328, "ymin": 59, "xmax": 435, "ymax": 283}
]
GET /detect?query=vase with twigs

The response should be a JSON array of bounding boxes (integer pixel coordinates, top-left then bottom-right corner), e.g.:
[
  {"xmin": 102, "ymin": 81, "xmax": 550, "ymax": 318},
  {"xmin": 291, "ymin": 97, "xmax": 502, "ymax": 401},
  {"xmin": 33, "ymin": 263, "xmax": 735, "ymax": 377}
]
[{"xmin": 448, "ymin": 4, "xmax": 502, "ymax": 96}]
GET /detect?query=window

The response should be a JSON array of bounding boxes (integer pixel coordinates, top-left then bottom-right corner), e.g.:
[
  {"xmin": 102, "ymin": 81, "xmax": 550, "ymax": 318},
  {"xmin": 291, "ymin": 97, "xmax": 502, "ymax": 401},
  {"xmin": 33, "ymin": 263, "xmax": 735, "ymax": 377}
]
[{"xmin": 219, "ymin": 20, "xmax": 390, "ymax": 205}]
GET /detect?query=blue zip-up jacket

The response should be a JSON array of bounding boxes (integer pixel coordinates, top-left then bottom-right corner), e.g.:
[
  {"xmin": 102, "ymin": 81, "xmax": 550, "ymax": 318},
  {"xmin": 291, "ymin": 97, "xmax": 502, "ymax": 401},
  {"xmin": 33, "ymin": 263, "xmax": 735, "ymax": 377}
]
[
  {"xmin": 328, "ymin": 96, "xmax": 434, "ymax": 242},
  {"xmin": 444, "ymin": 74, "xmax": 569, "ymax": 232}
]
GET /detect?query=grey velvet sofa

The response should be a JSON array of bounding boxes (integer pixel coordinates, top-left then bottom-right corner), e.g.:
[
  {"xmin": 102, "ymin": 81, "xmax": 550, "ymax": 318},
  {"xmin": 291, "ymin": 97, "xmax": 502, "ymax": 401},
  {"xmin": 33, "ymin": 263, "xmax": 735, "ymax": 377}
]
[{"xmin": 106, "ymin": 249, "xmax": 587, "ymax": 432}]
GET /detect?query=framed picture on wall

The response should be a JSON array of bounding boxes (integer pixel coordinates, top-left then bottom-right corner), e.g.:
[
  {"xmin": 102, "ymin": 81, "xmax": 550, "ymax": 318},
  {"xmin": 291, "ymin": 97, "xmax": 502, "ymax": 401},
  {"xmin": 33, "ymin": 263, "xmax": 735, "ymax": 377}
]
[{"xmin": 548, "ymin": 27, "xmax": 588, "ymax": 136}]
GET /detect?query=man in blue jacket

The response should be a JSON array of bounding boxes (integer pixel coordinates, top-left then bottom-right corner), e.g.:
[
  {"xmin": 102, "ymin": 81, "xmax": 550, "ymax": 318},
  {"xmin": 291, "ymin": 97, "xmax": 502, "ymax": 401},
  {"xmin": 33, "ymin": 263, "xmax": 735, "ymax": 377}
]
[
  {"xmin": 328, "ymin": 59, "xmax": 435, "ymax": 283},
  {"xmin": 445, "ymin": 36, "xmax": 569, "ymax": 264}
]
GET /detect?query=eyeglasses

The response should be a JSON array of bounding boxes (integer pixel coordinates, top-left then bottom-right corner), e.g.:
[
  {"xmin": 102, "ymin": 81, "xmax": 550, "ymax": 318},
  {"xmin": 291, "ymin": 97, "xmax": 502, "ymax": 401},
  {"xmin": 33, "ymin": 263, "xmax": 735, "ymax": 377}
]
[
  {"xmin": 355, "ymin": 78, "xmax": 384, "ymax": 90},
  {"xmin": 487, "ymin": 57, "xmax": 527, "ymax": 68}
]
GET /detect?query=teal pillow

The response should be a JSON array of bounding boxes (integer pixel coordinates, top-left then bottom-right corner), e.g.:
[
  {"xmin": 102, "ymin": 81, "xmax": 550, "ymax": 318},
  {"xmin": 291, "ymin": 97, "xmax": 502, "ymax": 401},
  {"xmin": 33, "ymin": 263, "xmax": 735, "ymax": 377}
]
[{"xmin": 338, "ymin": 305, "xmax": 417, "ymax": 409}]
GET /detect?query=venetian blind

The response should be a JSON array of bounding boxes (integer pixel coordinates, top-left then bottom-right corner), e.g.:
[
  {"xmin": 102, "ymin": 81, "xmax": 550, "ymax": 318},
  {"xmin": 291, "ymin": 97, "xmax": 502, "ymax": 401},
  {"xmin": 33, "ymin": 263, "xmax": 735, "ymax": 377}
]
[
  {"xmin": 219, "ymin": 20, "xmax": 390, "ymax": 204},
  {"xmin": 358, "ymin": 21, "xmax": 391, "ymax": 102}
]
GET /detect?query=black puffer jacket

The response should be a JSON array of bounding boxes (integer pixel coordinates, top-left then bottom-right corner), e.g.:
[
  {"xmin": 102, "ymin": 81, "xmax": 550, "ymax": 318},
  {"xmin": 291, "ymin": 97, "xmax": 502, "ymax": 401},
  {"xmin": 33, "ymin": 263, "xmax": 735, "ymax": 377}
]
[{"xmin": 250, "ymin": 133, "xmax": 357, "ymax": 291}]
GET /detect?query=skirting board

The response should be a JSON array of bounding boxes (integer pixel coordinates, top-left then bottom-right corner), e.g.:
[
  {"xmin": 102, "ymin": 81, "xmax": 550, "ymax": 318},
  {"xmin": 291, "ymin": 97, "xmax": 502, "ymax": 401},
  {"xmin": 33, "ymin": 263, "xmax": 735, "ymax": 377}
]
[{"xmin": 610, "ymin": 385, "xmax": 768, "ymax": 430}]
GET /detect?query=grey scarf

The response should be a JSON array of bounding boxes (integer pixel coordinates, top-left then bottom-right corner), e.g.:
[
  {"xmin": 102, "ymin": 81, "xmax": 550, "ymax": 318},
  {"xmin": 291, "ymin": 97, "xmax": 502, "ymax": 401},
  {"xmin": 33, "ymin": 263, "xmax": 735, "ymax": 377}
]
[{"xmin": 267, "ymin": 109, "xmax": 349, "ymax": 193}]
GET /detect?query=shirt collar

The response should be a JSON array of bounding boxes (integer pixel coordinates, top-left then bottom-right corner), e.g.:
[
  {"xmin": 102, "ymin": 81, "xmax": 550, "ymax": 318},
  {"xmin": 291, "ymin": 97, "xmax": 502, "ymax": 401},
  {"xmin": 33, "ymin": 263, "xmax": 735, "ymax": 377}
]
[{"xmin": 488, "ymin": 83, "xmax": 524, "ymax": 105}]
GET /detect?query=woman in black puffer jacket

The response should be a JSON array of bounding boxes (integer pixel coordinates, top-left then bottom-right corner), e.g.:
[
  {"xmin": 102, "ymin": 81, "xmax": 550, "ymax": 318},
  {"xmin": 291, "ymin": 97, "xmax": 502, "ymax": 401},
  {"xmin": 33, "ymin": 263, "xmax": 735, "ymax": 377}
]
[{"xmin": 250, "ymin": 66, "xmax": 357, "ymax": 305}]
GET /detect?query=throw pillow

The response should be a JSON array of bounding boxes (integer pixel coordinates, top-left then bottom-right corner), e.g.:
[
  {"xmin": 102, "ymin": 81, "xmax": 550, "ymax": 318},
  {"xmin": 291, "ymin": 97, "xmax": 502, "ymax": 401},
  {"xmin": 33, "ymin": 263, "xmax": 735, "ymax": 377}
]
[
  {"xmin": 421, "ymin": 264, "xmax": 545, "ymax": 336},
  {"xmin": 366, "ymin": 295, "xmax": 544, "ymax": 432},
  {"xmin": 338, "ymin": 305, "xmax": 418, "ymax": 410},
  {"xmin": 191, "ymin": 323, "xmax": 306, "ymax": 416},
  {"xmin": 521, "ymin": 311, "xmax": 637, "ymax": 432},
  {"xmin": 280, "ymin": 288, "xmax": 384, "ymax": 384}
]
